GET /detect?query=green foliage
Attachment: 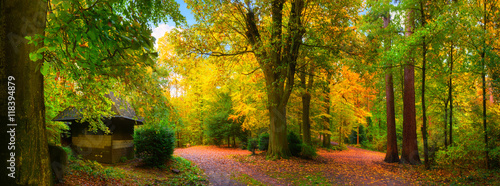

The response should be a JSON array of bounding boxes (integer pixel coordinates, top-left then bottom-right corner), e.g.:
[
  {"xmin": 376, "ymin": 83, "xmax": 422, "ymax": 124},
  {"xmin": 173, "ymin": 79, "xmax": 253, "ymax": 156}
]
[
  {"xmin": 301, "ymin": 143, "xmax": 317, "ymax": 159},
  {"xmin": 330, "ymin": 144, "xmax": 348, "ymax": 151},
  {"xmin": 348, "ymin": 125, "xmax": 367, "ymax": 145},
  {"xmin": 70, "ymin": 159, "xmax": 125, "ymax": 179},
  {"xmin": 61, "ymin": 146, "xmax": 77, "ymax": 161},
  {"xmin": 247, "ymin": 138, "xmax": 259, "ymax": 155},
  {"xmin": 33, "ymin": 0, "xmax": 184, "ymax": 134},
  {"xmin": 258, "ymin": 133, "xmax": 270, "ymax": 151},
  {"xmin": 119, "ymin": 156, "xmax": 128, "ymax": 163},
  {"xmin": 134, "ymin": 122, "xmax": 175, "ymax": 167},
  {"xmin": 169, "ymin": 156, "xmax": 208, "ymax": 185},
  {"xmin": 288, "ymin": 132, "xmax": 302, "ymax": 157},
  {"xmin": 205, "ymin": 92, "xmax": 246, "ymax": 147}
]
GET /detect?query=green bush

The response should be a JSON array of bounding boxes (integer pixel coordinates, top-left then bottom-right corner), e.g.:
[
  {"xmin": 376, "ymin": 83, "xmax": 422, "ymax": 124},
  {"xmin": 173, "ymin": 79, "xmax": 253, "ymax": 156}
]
[
  {"xmin": 287, "ymin": 132, "xmax": 302, "ymax": 157},
  {"xmin": 247, "ymin": 138, "xmax": 258, "ymax": 155},
  {"xmin": 70, "ymin": 159, "xmax": 125, "ymax": 179},
  {"xmin": 258, "ymin": 133, "xmax": 269, "ymax": 151},
  {"xmin": 301, "ymin": 143, "xmax": 317, "ymax": 159},
  {"xmin": 134, "ymin": 124, "xmax": 175, "ymax": 168},
  {"xmin": 330, "ymin": 144, "xmax": 348, "ymax": 151}
]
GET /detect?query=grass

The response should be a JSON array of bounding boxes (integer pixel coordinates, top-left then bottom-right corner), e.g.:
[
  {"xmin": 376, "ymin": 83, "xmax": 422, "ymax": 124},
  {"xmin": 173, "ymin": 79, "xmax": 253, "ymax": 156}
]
[
  {"xmin": 62, "ymin": 156, "xmax": 208, "ymax": 185},
  {"xmin": 231, "ymin": 173, "xmax": 266, "ymax": 186}
]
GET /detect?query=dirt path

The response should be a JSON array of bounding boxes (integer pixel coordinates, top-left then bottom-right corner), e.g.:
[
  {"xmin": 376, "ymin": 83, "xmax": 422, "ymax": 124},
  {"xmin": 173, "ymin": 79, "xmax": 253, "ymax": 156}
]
[
  {"xmin": 174, "ymin": 146, "xmax": 279, "ymax": 186},
  {"xmin": 321, "ymin": 142, "xmax": 413, "ymax": 185},
  {"xmin": 175, "ymin": 145, "xmax": 419, "ymax": 185}
]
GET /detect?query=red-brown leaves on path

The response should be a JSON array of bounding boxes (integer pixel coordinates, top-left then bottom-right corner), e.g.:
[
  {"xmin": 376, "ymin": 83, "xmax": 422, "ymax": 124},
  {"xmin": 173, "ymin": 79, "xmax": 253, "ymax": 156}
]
[
  {"xmin": 175, "ymin": 146, "xmax": 279, "ymax": 185},
  {"xmin": 175, "ymin": 145, "xmax": 456, "ymax": 185}
]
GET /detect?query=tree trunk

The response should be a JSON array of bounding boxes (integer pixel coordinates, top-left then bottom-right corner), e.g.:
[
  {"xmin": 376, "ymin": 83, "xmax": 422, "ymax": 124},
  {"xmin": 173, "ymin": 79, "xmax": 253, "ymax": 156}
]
[
  {"xmin": 301, "ymin": 93, "xmax": 311, "ymax": 145},
  {"xmin": 382, "ymin": 13, "xmax": 399, "ymax": 163},
  {"xmin": 481, "ymin": 52, "xmax": 489, "ymax": 169},
  {"xmin": 421, "ymin": 34, "xmax": 429, "ymax": 170},
  {"xmin": 323, "ymin": 74, "xmax": 331, "ymax": 148},
  {"xmin": 384, "ymin": 69, "xmax": 399, "ymax": 163},
  {"xmin": 402, "ymin": 9, "xmax": 421, "ymax": 165},
  {"xmin": 449, "ymin": 43, "xmax": 454, "ymax": 146},
  {"xmin": 267, "ymin": 105, "xmax": 291, "ymax": 158},
  {"xmin": 420, "ymin": 2, "xmax": 429, "ymax": 169},
  {"xmin": 444, "ymin": 98, "xmax": 449, "ymax": 148},
  {"xmin": 1, "ymin": 0, "xmax": 51, "ymax": 185},
  {"xmin": 244, "ymin": 0, "xmax": 304, "ymax": 159},
  {"xmin": 357, "ymin": 127, "xmax": 360, "ymax": 145},
  {"xmin": 481, "ymin": 0, "xmax": 489, "ymax": 169},
  {"xmin": 300, "ymin": 64, "xmax": 314, "ymax": 146},
  {"xmin": 339, "ymin": 122, "xmax": 343, "ymax": 145}
]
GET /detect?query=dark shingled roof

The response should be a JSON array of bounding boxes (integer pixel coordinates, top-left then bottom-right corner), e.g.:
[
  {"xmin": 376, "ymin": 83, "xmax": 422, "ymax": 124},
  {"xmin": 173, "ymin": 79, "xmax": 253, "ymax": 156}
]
[{"xmin": 52, "ymin": 92, "xmax": 143, "ymax": 124}]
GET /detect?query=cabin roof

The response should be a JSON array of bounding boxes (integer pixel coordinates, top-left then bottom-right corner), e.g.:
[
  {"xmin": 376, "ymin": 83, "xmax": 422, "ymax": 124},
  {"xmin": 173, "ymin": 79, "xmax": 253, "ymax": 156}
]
[{"xmin": 52, "ymin": 92, "xmax": 143, "ymax": 124}]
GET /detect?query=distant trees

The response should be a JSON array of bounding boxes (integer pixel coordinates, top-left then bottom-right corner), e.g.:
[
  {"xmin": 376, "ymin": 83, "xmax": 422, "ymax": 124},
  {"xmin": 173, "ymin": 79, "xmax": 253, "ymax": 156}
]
[{"xmin": 206, "ymin": 92, "xmax": 246, "ymax": 147}]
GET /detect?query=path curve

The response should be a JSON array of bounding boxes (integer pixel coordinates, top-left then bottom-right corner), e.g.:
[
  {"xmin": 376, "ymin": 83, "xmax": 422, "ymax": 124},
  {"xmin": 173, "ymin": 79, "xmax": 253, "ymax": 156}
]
[
  {"xmin": 175, "ymin": 144, "xmax": 418, "ymax": 185},
  {"xmin": 174, "ymin": 146, "xmax": 279, "ymax": 186}
]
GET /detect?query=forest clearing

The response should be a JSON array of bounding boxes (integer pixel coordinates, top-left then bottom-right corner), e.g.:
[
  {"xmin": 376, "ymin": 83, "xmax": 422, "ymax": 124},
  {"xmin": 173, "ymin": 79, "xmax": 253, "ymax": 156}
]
[{"xmin": 1, "ymin": 0, "xmax": 500, "ymax": 185}]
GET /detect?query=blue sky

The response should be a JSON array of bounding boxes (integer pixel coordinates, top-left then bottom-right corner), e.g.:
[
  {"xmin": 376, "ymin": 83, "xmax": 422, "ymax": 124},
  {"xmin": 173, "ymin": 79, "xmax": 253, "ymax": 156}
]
[{"xmin": 151, "ymin": 0, "xmax": 196, "ymax": 48}]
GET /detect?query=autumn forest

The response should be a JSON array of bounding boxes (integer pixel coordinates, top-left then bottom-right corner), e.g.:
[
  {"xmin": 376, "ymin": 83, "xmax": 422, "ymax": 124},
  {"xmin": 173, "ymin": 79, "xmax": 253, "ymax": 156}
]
[{"xmin": 1, "ymin": 0, "xmax": 499, "ymax": 185}]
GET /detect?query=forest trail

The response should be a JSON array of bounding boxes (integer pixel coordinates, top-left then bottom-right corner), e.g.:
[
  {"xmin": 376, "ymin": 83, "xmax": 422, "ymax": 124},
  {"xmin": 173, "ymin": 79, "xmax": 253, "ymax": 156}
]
[
  {"xmin": 175, "ymin": 145, "xmax": 418, "ymax": 185},
  {"xmin": 174, "ymin": 146, "xmax": 280, "ymax": 186},
  {"xmin": 322, "ymin": 142, "xmax": 413, "ymax": 185}
]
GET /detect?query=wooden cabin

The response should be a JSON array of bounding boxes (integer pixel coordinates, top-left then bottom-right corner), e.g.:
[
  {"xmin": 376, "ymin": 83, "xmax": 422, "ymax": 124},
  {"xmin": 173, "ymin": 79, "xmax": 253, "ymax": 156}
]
[{"xmin": 53, "ymin": 92, "xmax": 143, "ymax": 164}]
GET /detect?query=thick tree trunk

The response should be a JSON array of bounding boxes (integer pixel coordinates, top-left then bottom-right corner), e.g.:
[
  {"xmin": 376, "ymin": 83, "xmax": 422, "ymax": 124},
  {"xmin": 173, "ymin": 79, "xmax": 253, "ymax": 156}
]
[
  {"xmin": 402, "ymin": 9, "xmax": 421, "ymax": 165},
  {"xmin": 384, "ymin": 71, "xmax": 399, "ymax": 163},
  {"xmin": 267, "ymin": 105, "xmax": 291, "ymax": 158},
  {"xmin": 1, "ymin": 0, "xmax": 51, "ymax": 185},
  {"xmin": 382, "ymin": 13, "xmax": 399, "ymax": 163}
]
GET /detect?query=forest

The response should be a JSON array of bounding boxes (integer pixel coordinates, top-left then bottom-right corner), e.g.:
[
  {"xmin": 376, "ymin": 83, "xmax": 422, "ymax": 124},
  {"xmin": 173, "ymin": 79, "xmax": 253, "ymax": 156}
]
[{"xmin": 1, "ymin": 0, "xmax": 499, "ymax": 185}]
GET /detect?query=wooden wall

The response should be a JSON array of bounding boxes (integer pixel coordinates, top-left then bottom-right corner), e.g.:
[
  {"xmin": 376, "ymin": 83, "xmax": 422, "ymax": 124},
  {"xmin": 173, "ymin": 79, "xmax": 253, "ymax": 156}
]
[{"xmin": 69, "ymin": 118, "xmax": 137, "ymax": 164}]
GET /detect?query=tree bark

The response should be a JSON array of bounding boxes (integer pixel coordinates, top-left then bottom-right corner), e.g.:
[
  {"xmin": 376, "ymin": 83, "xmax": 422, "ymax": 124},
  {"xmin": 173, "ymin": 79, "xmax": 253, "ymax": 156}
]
[
  {"xmin": 420, "ymin": 2, "xmax": 429, "ymax": 169},
  {"xmin": 449, "ymin": 43, "xmax": 454, "ymax": 146},
  {"xmin": 481, "ymin": 52, "xmax": 489, "ymax": 169},
  {"xmin": 402, "ymin": 9, "xmax": 421, "ymax": 165},
  {"xmin": 244, "ymin": 0, "xmax": 305, "ymax": 159},
  {"xmin": 300, "ymin": 64, "xmax": 314, "ymax": 146},
  {"xmin": 444, "ymin": 98, "xmax": 449, "ymax": 148},
  {"xmin": 267, "ymin": 105, "xmax": 290, "ymax": 158},
  {"xmin": 1, "ymin": 0, "xmax": 51, "ymax": 185},
  {"xmin": 481, "ymin": 0, "xmax": 489, "ymax": 169},
  {"xmin": 382, "ymin": 12, "xmax": 399, "ymax": 163},
  {"xmin": 322, "ymin": 73, "xmax": 331, "ymax": 148}
]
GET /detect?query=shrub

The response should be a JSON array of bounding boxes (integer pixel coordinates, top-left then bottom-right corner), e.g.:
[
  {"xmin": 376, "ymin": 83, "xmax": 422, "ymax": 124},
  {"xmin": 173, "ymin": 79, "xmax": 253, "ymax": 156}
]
[
  {"xmin": 70, "ymin": 159, "xmax": 125, "ymax": 179},
  {"xmin": 258, "ymin": 133, "xmax": 269, "ymax": 151},
  {"xmin": 134, "ymin": 124, "xmax": 175, "ymax": 168},
  {"xmin": 287, "ymin": 132, "xmax": 302, "ymax": 157},
  {"xmin": 330, "ymin": 144, "xmax": 348, "ymax": 151},
  {"xmin": 247, "ymin": 138, "xmax": 258, "ymax": 155},
  {"xmin": 301, "ymin": 143, "xmax": 317, "ymax": 159}
]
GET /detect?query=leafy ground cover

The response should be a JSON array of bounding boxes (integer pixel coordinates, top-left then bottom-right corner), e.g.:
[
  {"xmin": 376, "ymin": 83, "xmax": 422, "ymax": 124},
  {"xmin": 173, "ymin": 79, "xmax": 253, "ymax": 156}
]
[
  {"xmin": 57, "ymin": 156, "xmax": 208, "ymax": 186},
  {"xmin": 176, "ymin": 145, "xmax": 500, "ymax": 186},
  {"xmin": 57, "ymin": 145, "xmax": 499, "ymax": 185}
]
